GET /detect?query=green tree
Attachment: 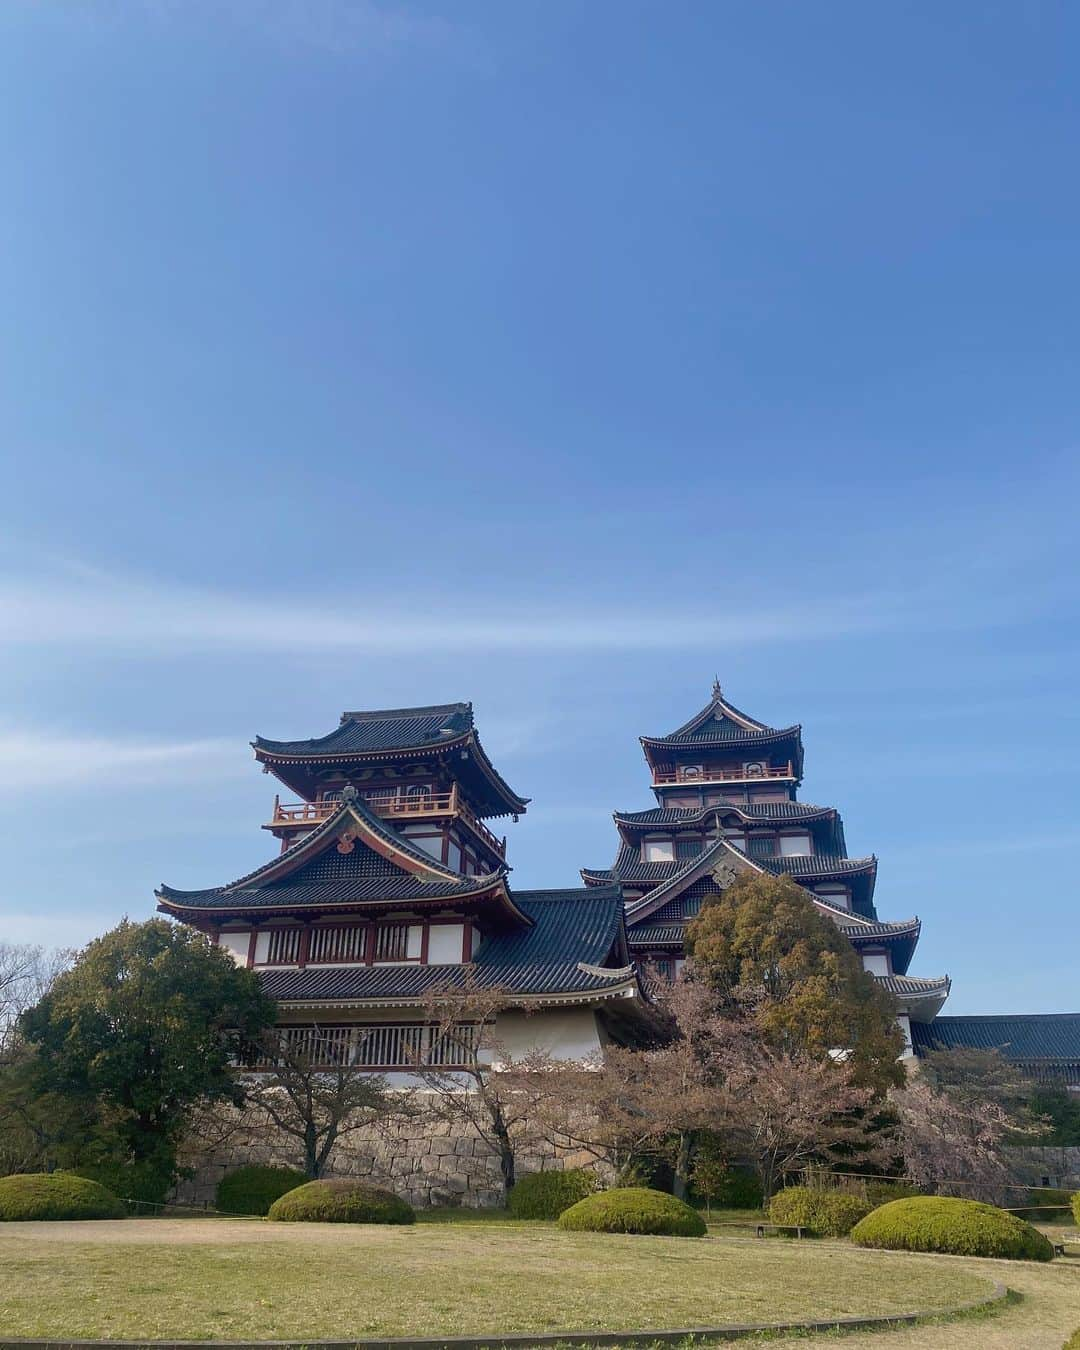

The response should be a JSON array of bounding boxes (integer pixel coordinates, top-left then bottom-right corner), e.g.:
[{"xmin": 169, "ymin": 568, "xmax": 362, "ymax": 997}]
[
  {"xmin": 19, "ymin": 919, "xmax": 275, "ymax": 1186},
  {"xmin": 1028, "ymin": 1085, "xmax": 1080, "ymax": 1146},
  {"xmin": 685, "ymin": 872, "xmax": 904, "ymax": 1091}
]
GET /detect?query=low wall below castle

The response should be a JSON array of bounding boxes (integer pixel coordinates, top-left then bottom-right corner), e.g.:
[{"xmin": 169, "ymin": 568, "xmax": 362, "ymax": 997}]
[{"xmin": 175, "ymin": 1100, "xmax": 598, "ymax": 1210}]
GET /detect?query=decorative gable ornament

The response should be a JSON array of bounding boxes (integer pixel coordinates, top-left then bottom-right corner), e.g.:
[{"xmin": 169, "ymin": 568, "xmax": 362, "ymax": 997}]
[{"xmin": 710, "ymin": 859, "xmax": 738, "ymax": 889}]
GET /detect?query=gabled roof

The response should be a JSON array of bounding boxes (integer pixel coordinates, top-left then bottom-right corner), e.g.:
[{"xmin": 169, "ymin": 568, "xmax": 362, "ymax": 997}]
[
  {"xmin": 258, "ymin": 886, "xmax": 641, "ymax": 1007},
  {"xmin": 912, "ymin": 1013, "xmax": 1080, "ymax": 1064},
  {"xmin": 252, "ymin": 703, "xmax": 529, "ymax": 818},
  {"xmin": 156, "ymin": 790, "xmax": 528, "ymax": 926},
  {"xmin": 619, "ymin": 835, "xmax": 880, "ymax": 930},
  {"xmin": 639, "ymin": 682, "xmax": 803, "ymax": 769}
]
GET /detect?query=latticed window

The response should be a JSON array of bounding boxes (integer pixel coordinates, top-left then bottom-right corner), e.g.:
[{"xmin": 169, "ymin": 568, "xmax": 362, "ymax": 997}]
[
  {"xmin": 373, "ymin": 923, "xmax": 410, "ymax": 962},
  {"xmin": 308, "ymin": 925, "xmax": 367, "ymax": 963},
  {"xmin": 748, "ymin": 835, "xmax": 776, "ymax": 859},
  {"xmin": 266, "ymin": 928, "xmax": 302, "ymax": 964}
]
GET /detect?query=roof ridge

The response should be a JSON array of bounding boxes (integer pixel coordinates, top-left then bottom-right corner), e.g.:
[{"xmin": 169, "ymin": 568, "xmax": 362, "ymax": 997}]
[
  {"xmin": 514, "ymin": 885, "xmax": 622, "ymax": 902},
  {"xmin": 338, "ymin": 702, "xmax": 472, "ymax": 723}
]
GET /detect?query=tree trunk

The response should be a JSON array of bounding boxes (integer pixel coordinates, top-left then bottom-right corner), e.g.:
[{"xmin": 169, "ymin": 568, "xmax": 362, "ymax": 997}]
[
  {"xmin": 499, "ymin": 1139, "xmax": 516, "ymax": 1199},
  {"xmin": 304, "ymin": 1119, "xmax": 319, "ymax": 1178},
  {"xmin": 672, "ymin": 1132, "xmax": 693, "ymax": 1201}
]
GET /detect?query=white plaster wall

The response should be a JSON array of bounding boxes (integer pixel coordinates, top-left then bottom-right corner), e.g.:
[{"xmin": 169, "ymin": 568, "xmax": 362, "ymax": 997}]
[
  {"xmin": 426, "ymin": 923, "xmax": 464, "ymax": 963},
  {"xmin": 492, "ymin": 1007, "xmax": 603, "ymax": 1064},
  {"xmin": 218, "ymin": 931, "xmax": 249, "ymax": 964}
]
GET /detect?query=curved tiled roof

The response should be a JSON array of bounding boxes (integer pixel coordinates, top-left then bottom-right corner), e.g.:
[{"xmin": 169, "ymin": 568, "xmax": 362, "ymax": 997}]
[
  {"xmin": 626, "ymin": 923, "xmax": 686, "ymax": 947},
  {"xmin": 613, "ymin": 802, "xmax": 838, "ymax": 827},
  {"xmin": 639, "ymin": 686, "xmax": 802, "ymax": 757},
  {"xmin": 252, "ymin": 703, "xmax": 529, "ymax": 816},
  {"xmin": 912, "ymin": 1013, "xmax": 1080, "ymax": 1062},
  {"xmin": 838, "ymin": 918, "xmax": 920, "ymax": 940},
  {"xmin": 878, "ymin": 974, "xmax": 951, "ymax": 999},
  {"xmin": 643, "ymin": 723, "xmax": 802, "ymax": 748},
  {"xmin": 763, "ymin": 853, "xmax": 876, "ymax": 879},
  {"xmin": 158, "ymin": 874, "xmax": 496, "ymax": 911},
  {"xmin": 254, "ymin": 704, "xmax": 475, "ymax": 757},
  {"xmin": 259, "ymin": 886, "xmax": 637, "ymax": 1004}
]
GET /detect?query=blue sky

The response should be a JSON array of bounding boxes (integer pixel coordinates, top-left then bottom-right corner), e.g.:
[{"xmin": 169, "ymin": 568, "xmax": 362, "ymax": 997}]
[{"xmin": 0, "ymin": 2, "xmax": 1077, "ymax": 1013}]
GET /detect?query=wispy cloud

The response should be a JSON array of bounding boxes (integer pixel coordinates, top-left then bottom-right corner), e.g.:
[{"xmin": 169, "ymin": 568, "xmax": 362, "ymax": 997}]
[
  {"xmin": 13, "ymin": 0, "xmax": 456, "ymax": 57},
  {"xmin": 0, "ymin": 568, "xmax": 904, "ymax": 656},
  {"xmin": 0, "ymin": 730, "xmax": 244, "ymax": 791}
]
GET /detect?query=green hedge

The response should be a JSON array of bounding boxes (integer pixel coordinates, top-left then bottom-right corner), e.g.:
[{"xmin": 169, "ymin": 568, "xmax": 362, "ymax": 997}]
[
  {"xmin": 768, "ymin": 1186, "xmax": 871, "ymax": 1237},
  {"xmin": 0, "ymin": 1173, "xmax": 126, "ymax": 1221},
  {"xmin": 558, "ymin": 1187, "xmax": 707, "ymax": 1237},
  {"xmin": 69, "ymin": 1162, "xmax": 172, "ymax": 1210},
  {"xmin": 864, "ymin": 1180, "xmax": 923, "ymax": 1207},
  {"xmin": 267, "ymin": 1177, "xmax": 415, "ymax": 1225},
  {"xmin": 509, "ymin": 1169, "xmax": 598, "ymax": 1220},
  {"xmin": 217, "ymin": 1165, "xmax": 307, "ymax": 1217},
  {"xmin": 1063, "ymin": 1329, "xmax": 1080, "ymax": 1350},
  {"xmin": 695, "ymin": 1164, "xmax": 763, "ymax": 1211},
  {"xmin": 1072, "ymin": 1191, "xmax": 1080, "ymax": 1226},
  {"xmin": 851, "ymin": 1196, "xmax": 1054, "ymax": 1262}
]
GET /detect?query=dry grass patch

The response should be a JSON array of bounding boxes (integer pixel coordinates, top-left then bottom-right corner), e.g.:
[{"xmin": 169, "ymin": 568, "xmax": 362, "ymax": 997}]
[{"xmin": 0, "ymin": 1218, "xmax": 995, "ymax": 1341}]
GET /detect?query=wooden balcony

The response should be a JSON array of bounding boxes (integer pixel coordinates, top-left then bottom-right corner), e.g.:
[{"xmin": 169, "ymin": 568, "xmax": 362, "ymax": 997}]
[
  {"xmin": 653, "ymin": 761, "xmax": 795, "ymax": 785},
  {"xmin": 267, "ymin": 784, "xmax": 507, "ymax": 858},
  {"xmin": 264, "ymin": 1022, "xmax": 477, "ymax": 1070}
]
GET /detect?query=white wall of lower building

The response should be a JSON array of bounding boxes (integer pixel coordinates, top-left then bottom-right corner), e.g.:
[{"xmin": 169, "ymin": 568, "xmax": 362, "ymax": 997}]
[{"xmin": 492, "ymin": 1007, "xmax": 604, "ymax": 1064}]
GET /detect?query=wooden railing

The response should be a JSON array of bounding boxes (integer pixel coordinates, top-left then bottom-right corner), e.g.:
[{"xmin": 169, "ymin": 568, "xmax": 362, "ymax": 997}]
[
  {"xmin": 270, "ymin": 1022, "xmax": 477, "ymax": 1069},
  {"xmin": 653, "ymin": 761, "xmax": 795, "ymax": 785},
  {"xmin": 268, "ymin": 785, "xmax": 506, "ymax": 857}
]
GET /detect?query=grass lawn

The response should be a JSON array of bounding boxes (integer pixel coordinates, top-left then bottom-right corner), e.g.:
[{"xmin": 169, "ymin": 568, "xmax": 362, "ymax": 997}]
[{"xmin": 0, "ymin": 1216, "xmax": 999, "ymax": 1342}]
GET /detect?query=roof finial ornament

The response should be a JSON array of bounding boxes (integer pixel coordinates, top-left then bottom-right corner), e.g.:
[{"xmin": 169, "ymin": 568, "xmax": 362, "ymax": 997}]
[{"xmin": 712, "ymin": 675, "xmax": 723, "ymax": 700}]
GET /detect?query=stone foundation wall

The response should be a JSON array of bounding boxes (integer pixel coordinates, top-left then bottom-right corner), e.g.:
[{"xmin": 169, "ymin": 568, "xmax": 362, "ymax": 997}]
[
  {"xmin": 176, "ymin": 1100, "xmax": 598, "ymax": 1210},
  {"xmin": 1008, "ymin": 1146, "xmax": 1080, "ymax": 1191}
]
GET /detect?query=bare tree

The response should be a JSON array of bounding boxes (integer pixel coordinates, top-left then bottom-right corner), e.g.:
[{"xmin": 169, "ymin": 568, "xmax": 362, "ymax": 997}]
[
  {"xmin": 0, "ymin": 944, "xmax": 73, "ymax": 1057},
  {"xmin": 716, "ymin": 1021, "xmax": 891, "ymax": 1200},
  {"xmin": 415, "ymin": 981, "xmax": 552, "ymax": 1201},
  {"xmin": 522, "ymin": 1044, "xmax": 696, "ymax": 1187},
  {"xmin": 245, "ymin": 1025, "xmax": 405, "ymax": 1179},
  {"xmin": 891, "ymin": 1064, "xmax": 1038, "ymax": 1206}
]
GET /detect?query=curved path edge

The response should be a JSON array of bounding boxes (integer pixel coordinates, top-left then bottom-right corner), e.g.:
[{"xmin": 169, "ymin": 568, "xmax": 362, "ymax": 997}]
[{"xmin": 0, "ymin": 1279, "xmax": 1009, "ymax": 1350}]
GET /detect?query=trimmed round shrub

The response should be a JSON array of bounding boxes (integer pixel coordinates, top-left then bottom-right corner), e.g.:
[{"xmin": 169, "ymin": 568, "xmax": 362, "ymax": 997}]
[
  {"xmin": 850, "ymin": 1196, "xmax": 1054, "ymax": 1262},
  {"xmin": 267, "ymin": 1177, "xmax": 415, "ymax": 1225},
  {"xmin": 558, "ymin": 1186, "xmax": 707, "ymax": 1237},
  {"xmin": 0, "ymin": 1172, "xmax": 125, "ymax": 1221},
  {"xmin": 509, "ymin": 1168, "xmax": 598, "ymax": 1220},
  {"xmin": 69, "ymin": 1162, "xmax": 172, "ymax": 1210},
  {"xmin": 768, "ymin": 1185, "xmax": 871, "ymax": 1237},
  {"xmin": 216, "ymin": 1165, "xmax": 307, "ymax": 1217}
]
